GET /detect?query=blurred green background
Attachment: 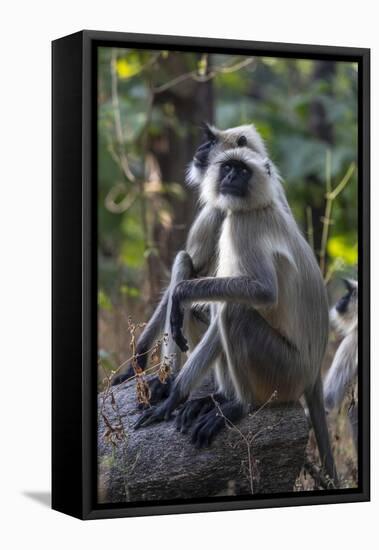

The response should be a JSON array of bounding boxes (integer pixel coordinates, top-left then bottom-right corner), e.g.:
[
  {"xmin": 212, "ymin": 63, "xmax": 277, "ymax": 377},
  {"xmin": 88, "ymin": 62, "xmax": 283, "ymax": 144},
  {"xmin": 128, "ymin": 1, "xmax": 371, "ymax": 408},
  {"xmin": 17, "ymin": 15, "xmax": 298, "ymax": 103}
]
[
  {"xmin": 97, "ymin": 47, "xmax": 358, "ymax": 488},
  {"xmin": 97, "ymin": 46, "xmax": 357, "ymax": 371}
]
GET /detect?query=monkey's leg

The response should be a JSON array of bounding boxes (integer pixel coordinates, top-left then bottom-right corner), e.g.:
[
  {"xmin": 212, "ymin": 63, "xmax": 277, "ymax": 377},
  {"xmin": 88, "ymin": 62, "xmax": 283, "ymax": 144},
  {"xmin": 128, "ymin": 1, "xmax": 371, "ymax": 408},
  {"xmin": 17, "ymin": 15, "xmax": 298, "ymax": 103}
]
[
  {"xmin": 305, "ymin": 375, "xmax": 339, "ymax": 487},
  {"xmin": 134, "ymin": 319, "xmax": 222, "ymax": 429},
  {"xmin": 112, "ymin": 251, "xmax": 194, "ymax": 407}
]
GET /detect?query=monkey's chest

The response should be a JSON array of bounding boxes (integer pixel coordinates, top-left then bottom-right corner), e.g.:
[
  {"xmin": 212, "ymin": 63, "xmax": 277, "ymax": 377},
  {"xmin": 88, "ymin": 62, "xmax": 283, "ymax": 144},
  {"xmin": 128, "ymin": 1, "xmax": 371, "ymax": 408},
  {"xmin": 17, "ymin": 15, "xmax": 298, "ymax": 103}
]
[{"xmin": 217, "ymin": 220, "xmax": 241, "ymax": 277}]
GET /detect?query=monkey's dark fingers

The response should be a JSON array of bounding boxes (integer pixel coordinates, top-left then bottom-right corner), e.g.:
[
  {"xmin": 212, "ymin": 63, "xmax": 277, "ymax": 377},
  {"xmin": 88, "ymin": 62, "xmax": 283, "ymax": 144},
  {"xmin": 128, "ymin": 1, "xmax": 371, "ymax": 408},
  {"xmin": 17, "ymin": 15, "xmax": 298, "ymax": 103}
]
[
  {"xmin": 134, "ymin": 396, "xmax": 178, "ymax": 429},
  {"xmin": 170, "ymin": 298, "xmax": 188, "ymax": 351},
  {"xmin": 175, "ymin": 397, "xmax": 214, "ymax": 434},
  {"xmin": 111, "ymin": 365, "xmax": 134, "ymax": 386},
  {"xmin": 134, "ymin": 406, "xmax": 166, "ymax": 429},
  {"xmin": 191, "ymin": 410, "xmax": 225, "ymax": 449},
  {"xmin": 134, "ymin": 408, "xmax": 157, "ymax": 429}
]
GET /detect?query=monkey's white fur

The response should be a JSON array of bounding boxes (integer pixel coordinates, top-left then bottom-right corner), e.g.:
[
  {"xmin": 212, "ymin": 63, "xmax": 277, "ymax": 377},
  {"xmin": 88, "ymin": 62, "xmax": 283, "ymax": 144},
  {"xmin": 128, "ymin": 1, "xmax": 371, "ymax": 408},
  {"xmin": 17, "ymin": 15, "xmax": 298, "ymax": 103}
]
[{"xmin": 324, "ymin": 280, "xmax": 358, "ymax": 413}]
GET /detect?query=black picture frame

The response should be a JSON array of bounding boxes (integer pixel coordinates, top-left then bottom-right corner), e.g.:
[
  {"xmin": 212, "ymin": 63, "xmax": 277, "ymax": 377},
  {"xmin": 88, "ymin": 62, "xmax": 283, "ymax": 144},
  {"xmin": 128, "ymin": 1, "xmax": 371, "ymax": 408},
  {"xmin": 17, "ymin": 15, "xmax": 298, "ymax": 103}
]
[{"xmin": 52, "ymin": 30, "xmax": 370, "ymax": 520}]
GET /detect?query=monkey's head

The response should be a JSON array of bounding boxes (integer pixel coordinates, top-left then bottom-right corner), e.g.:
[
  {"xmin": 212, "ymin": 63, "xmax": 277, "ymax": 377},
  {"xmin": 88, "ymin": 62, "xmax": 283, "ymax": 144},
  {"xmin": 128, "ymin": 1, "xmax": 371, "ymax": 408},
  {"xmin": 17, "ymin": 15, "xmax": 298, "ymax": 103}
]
[
  {"xmin": 187, "ymin": 124, "xmax": 280, "ymax": 212},
  {"xmin": 330, "ymin": 278, "xmax": 358, "ymax": 336}
]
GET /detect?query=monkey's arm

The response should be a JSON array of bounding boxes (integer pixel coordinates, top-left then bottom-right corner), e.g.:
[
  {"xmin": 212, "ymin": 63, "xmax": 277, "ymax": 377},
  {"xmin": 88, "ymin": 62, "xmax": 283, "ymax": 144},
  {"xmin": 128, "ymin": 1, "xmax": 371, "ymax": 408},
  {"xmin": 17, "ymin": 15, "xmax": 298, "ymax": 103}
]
[{"xmin": 170, "ymin": 267, "xmax": 278, "ymax": 352}]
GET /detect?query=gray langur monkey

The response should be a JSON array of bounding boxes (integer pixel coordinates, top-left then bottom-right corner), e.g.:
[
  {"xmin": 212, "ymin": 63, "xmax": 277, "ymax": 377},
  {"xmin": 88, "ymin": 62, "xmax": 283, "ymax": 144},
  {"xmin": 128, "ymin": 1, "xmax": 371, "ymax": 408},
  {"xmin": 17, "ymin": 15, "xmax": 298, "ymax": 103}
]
[
  {"xmin": 130, "ymin": 123, "xmax": 337, "ymax": 484},
  {"xmin": 324, "ymin": 279, "xmax": 358, "ymax": 452},
  {"xmin": 112, "ymin": 125, "xmax": 227, "ymax": 400}
]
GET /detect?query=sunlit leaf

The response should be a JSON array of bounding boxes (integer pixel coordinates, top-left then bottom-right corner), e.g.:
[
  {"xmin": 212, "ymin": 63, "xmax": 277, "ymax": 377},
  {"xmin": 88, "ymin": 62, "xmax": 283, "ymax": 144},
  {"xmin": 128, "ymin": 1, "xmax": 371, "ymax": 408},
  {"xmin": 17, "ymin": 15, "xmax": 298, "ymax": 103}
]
[
  {"xmin": 327, "ymin": 235, "xmax": 358, "ymax": 265},
  {"xmin": 116, "ymin": 58, "xmax": 142, "ymax": 79}
]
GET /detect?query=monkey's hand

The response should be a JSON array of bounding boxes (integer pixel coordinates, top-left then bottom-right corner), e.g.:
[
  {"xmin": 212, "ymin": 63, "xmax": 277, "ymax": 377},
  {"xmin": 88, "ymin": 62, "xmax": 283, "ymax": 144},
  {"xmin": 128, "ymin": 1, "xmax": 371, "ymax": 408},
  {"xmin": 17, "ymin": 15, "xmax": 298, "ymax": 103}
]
[
  {"xmin": 170, "ymin": 291, "xmax": 189, "ymax": 352},
  {"xmin": 134, "ymin": 402, "xmax": 172, "ymax": 429},
  {"xmin": 134, "ymin": 388, "xmax": 184, "ymax": 429}
]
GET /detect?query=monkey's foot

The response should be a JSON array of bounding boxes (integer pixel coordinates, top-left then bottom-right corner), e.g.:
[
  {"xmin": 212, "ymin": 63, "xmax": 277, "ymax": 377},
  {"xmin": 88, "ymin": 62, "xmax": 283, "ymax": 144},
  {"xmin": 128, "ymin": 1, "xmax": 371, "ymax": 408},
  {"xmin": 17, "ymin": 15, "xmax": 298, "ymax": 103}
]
[
  {"xmin": 190, "ymin": 400, "xmax": 245, "ymax": 449},
  {"xmin": 111, "ymin": 365, "xmax": 134, "ymax": 387},
  {"xmin": 134, "ymin": 404, "xmax": 169, "ymax": 429},
  {"xmin": 175, "ymin": 394, "xmax": 225, "ymax": 434},
  {"xmin": 175, "ymin": 396, "xmax": 215, "ymax": 434},
  {"xmin": 111, "ymin": 351, "xmax": 148, "ymax": 387},
  {"xmin": 138, "ymin": 376, "xmax": 173, "ymax": 410},
  {"xmin": 134, "ymin": 388, "xmax": 184, "ymax": 429}
]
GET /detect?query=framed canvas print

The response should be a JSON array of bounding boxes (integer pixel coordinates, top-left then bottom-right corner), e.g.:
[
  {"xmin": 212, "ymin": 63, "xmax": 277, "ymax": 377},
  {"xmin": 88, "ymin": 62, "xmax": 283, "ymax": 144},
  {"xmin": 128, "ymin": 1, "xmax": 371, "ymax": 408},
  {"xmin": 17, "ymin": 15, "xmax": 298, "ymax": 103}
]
[{"xmin": 52, "ymin": 30, "xmax": 370, "ymax": 519}]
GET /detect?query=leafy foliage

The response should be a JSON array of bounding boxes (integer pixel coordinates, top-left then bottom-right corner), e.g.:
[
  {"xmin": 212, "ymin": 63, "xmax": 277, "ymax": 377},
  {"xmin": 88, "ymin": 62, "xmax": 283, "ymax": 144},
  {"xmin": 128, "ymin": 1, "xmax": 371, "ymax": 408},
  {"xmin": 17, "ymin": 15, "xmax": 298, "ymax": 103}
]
[{"xmin": 98, "ymin": 48, "xmax": 358, "ymax": 316}]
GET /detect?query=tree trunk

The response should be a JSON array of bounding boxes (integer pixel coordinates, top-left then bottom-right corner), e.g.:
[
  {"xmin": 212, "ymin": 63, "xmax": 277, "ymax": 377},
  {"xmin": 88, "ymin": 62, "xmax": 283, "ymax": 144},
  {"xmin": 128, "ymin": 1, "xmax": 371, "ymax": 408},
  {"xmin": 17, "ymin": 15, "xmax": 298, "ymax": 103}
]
[
  {"xmin": 145, "ymin": 54, "xmax": 214, "ymax": 303},
  {"xmin": 98, "ymin": 378, "xmax": 309, "ymax": 504},
  {"xmin": 308, "ymin": 61, "xmax": 336, "ymax": 261}
]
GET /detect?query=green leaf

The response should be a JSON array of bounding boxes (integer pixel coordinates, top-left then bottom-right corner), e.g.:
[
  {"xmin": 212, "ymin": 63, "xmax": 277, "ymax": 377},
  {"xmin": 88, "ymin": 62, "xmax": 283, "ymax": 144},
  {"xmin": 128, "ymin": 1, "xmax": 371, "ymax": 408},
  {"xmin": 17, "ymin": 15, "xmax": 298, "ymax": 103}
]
[
  {"xmin": 116, "ymin": 57, "xmax": 142, "ymax": 79},
  {"xmin": 327, "ymin": 235, "xmax": 358, "ymax": 265},
  {"xmin": 98, "ymin": 289, "xmax": 112, "ymax": 311}
]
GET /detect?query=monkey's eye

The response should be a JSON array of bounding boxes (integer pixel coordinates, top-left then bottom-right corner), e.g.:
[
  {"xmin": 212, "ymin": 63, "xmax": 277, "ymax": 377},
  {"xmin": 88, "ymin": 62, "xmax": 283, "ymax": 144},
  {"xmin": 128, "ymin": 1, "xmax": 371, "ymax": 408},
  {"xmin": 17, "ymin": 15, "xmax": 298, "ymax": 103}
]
[
  {"xmin": 241, "ymin": 167, "xmax": 249, "ymax": 175},
  {"xmin": 224, "ymin": 163, "xmax": 232, "ymax": 172},
  {"xmin": 237, "ymin": 135, "xmax": 247, "ymax": 147}
]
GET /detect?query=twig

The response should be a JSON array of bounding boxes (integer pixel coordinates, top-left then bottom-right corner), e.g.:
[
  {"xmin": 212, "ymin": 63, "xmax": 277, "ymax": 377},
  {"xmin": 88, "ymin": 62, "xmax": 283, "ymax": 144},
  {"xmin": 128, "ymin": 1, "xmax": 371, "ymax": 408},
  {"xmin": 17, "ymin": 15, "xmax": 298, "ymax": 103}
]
[
  {"xmin": 211, "ymin": 390, "xmax": 278, "ymax": 495},
  {"xmin": 153, "ymin": 57, "xmax": 255, "ymax": 94},
  {"xmin": 110, "ymin": 49, "xmax": 136, "ymax": 183},
  {"xmin": 319, "ymin": 152, "xmax": 355, "ymax": 277}
]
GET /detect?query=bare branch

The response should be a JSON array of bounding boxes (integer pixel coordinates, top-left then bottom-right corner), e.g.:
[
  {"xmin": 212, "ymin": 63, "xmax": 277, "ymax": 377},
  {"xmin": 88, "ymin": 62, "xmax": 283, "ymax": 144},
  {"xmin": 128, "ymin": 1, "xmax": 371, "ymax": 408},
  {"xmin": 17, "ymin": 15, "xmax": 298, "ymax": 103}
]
[{"xmin": 153, "ymin": 57, "xmax": 256, "ymax": 94}]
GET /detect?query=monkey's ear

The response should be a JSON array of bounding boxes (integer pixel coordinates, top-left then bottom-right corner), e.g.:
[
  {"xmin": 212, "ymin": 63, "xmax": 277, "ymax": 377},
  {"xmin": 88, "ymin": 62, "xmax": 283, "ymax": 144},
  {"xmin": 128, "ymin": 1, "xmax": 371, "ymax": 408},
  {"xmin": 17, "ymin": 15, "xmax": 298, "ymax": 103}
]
[{"xmin": 201, "ymin": 122, "xmax": 217, "ymax": 141}]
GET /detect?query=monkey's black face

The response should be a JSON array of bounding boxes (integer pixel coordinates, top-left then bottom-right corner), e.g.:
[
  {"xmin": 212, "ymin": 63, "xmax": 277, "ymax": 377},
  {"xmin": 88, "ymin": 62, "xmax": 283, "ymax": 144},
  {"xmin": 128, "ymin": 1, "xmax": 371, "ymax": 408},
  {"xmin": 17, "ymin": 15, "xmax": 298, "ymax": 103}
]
[
  {"xmin": 336, "ymin": 292, "xmax": 351, "ymax": 315},
  {"xmin": 218, "ymin": 159, "xmax": 252, "ymax": 197}
]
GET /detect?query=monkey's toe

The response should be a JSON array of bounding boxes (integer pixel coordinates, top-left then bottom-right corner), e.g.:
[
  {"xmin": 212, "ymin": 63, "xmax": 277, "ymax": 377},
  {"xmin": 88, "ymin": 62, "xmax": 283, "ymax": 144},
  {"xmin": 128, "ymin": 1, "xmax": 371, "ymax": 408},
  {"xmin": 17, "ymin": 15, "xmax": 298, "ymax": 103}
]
[
  {"xmin": 134, "ymin": 404, "xmax": 168, "ymax": 429},
  {"xmin": 190, "ymin": 409, "xmax": 225, "ymax": 448},
  {"xmin": 175, "ymin": 396, "xmax": 214, "ymax": 434},
  {"xmin": 111, "ymin": 365, "xmax": 134, "ymax": 386}
]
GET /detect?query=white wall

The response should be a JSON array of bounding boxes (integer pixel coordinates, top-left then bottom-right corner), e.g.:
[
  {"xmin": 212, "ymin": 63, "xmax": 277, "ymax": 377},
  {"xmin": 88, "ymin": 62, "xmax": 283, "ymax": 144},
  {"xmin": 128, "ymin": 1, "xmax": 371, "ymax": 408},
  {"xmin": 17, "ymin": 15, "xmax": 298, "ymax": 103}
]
[{"xmin": 0, "ymin": 1, "xmax": 376, "ymax": 548}]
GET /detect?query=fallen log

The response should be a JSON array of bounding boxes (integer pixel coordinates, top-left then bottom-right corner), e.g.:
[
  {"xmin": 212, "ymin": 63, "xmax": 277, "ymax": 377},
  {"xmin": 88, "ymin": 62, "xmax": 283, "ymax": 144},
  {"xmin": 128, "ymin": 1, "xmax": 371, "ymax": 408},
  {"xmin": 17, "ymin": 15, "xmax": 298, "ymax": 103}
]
[{"xmin": 97, "ymin": 378, "xmax": 309, "ymax": 504}]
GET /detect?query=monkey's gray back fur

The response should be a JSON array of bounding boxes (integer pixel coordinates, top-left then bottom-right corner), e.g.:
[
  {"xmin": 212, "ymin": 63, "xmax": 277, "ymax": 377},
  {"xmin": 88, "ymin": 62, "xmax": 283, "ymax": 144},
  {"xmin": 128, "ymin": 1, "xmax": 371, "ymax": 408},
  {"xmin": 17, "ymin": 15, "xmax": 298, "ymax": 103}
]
[{"xmin": 214, "ymin": 195, "xmax": 329, "ymax": 405}]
